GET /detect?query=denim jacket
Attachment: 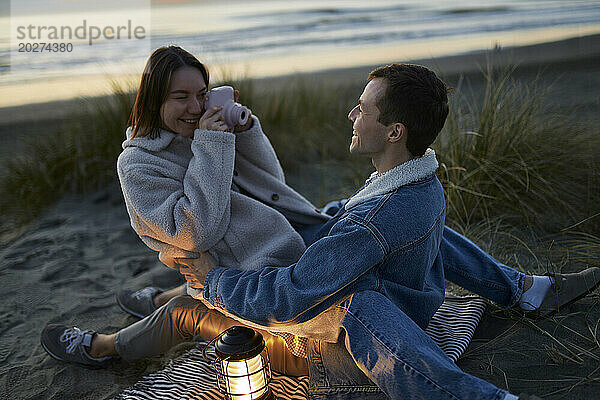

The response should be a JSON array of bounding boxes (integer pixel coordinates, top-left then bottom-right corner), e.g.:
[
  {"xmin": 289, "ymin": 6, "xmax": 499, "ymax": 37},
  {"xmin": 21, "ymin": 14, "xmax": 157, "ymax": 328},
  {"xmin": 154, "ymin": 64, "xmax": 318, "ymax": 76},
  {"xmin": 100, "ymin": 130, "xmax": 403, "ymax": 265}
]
[{"xmin": 203, "ymin": 149, "xmax": 446, "ymax": 340}]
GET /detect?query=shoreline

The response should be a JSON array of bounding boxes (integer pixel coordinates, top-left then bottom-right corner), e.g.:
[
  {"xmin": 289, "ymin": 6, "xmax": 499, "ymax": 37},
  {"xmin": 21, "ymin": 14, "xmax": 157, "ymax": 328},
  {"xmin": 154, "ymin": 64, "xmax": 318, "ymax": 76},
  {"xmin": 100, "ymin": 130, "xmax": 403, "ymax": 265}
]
[{"xmin": 1, "ymin": 32, "xmax": 599, "ymax": 127}]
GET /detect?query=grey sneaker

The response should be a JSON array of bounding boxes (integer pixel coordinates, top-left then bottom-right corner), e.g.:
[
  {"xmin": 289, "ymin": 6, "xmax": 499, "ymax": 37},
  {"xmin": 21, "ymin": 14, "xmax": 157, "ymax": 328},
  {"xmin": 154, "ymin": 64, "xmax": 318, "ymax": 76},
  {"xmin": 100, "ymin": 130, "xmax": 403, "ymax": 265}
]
[
  {"xmin": 40, "ymin": 324, "xmax": 112, "ymax": 368},
  {"xmin": 532, "ymin": 267, "xmax": 600, "ymax": 318},
  {"xmin": 116, "ymin": 286, "xmax": 162, "ymax": 319}
]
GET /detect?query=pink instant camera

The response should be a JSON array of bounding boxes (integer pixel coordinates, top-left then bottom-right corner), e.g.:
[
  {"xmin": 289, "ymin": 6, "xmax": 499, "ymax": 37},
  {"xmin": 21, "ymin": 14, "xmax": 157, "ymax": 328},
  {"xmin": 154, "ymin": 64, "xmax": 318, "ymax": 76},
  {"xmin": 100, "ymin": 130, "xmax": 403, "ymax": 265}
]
[{"xmin": 205, "ymin": 86, "xmax": 250, "ymax": 129}]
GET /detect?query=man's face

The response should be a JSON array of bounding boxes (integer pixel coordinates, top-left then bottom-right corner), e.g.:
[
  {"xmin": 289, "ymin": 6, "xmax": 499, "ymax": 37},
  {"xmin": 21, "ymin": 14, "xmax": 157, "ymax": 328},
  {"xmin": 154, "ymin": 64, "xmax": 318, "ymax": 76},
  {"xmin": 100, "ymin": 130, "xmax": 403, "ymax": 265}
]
[
  {"xmin": 160, "ymin": 66, "xmax": 208, "ymax": 138},
  {"xmin": 348, "ymin": 78, "xmax": 389, "ymax": 156}
]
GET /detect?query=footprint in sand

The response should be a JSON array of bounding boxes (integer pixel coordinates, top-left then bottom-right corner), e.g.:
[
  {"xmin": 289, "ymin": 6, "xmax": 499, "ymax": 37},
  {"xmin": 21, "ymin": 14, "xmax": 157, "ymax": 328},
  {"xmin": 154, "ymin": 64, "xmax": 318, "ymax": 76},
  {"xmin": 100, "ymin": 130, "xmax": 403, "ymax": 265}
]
[
  {"xmin": 119, "ymin": 256, "xmax": 156, "ymax": 277},
  {"xmin": 0, "ymin": 338, "xmax": 11, "ymax": 364},
  {"xmin": 5, "ymin": 237, "xmax": 55, "ymax": 255},
  {"xmin": 35, "ymin": 217, "xmax": 67, "ymax": 231},
  {"xmin": 0, "ymin": 312, "xmax": 24, "ymax": 337},
  {"xmin": 51, "ymin": 276, "xmax": 105, "ymax": 291},
  {"xmin": 3, "ymin": 249, "xmax": 52, "ymax": 271},
  {"xmin": 40, "ymin": 261, "xmax": 88, "ymax": 282}
]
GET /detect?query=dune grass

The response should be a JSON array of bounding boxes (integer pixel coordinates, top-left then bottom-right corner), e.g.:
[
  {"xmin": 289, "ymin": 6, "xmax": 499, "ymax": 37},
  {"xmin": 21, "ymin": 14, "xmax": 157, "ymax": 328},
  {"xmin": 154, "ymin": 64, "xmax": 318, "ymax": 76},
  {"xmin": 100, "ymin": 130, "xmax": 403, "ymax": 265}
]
[
  {"xmin": 439, "ymin": 64, "xmax": 599, "ymax": 234},
  {"xmin": 0, "ymin": 82, "xmax": 135, "ymax": 231}
]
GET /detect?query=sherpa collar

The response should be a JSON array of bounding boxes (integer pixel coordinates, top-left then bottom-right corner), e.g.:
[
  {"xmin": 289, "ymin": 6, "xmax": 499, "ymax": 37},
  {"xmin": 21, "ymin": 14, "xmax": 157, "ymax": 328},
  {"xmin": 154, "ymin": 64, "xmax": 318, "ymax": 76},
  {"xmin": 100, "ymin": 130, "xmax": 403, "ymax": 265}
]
[
  {"xmin": 122, "ymin": 116, "xmax": 263, "ymax": 152},
  {"xmin": 344, "ymin": 148, "xmax": 439, "ymax": 210},
  {"xmin": 122, "ymin": 127, "xmax": 184, "ymax": 152}
]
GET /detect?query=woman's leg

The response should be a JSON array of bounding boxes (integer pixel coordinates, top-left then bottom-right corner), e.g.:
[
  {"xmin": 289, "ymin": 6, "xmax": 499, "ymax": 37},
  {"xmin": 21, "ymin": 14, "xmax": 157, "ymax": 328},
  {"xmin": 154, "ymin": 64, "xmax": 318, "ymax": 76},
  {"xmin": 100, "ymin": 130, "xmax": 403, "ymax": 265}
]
[{"xmin": 113, "ymin": 295, "xmax": 309, "ymax": 376}]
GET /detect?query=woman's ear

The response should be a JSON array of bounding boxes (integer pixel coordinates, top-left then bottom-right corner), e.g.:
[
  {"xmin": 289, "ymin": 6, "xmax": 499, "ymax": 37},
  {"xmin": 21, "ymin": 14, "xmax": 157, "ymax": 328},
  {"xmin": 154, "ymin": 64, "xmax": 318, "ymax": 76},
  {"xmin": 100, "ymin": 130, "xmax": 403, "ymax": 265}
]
[{"xmin": 387, "ymin": 122, "xmax": 406, "ymax": 143}]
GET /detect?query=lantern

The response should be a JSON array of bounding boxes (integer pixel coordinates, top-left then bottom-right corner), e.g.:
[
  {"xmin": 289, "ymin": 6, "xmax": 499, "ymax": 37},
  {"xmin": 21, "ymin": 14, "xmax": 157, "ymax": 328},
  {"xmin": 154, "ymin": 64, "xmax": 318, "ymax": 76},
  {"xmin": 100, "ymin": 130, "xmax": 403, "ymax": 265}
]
[{"xmin": 209, "ymin": 326, "xmax": 274, "ymax": 400}]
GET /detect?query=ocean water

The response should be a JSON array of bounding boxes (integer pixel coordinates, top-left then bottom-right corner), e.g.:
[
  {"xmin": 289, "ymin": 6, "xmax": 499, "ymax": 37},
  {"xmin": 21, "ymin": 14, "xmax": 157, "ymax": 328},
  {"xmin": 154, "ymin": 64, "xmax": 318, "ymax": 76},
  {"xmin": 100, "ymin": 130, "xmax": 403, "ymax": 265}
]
[{"xmin": 0, "ymin": 0, "xmax": 599, "ymax": 86}]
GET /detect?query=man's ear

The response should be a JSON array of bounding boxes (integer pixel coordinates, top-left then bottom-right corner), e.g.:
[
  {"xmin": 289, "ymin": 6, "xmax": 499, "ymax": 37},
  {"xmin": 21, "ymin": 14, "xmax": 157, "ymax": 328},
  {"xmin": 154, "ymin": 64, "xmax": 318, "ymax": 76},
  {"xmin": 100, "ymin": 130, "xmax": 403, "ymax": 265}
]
[{"xmin": 387, "ymin": 122, "xmax": 406, "ymax": 143}]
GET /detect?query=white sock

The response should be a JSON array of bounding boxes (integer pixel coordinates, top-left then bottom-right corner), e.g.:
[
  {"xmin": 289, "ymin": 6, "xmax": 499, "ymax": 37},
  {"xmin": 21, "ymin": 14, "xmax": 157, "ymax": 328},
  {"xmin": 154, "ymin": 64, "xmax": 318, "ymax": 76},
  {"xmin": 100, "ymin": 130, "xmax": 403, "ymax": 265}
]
[
  {"xmin": 519, "ymin": 275, "xmax": 554, "ymax": 311},
  {"xmin": 504, "ymin": 394, "xmax": 519, "ymax": 400}
]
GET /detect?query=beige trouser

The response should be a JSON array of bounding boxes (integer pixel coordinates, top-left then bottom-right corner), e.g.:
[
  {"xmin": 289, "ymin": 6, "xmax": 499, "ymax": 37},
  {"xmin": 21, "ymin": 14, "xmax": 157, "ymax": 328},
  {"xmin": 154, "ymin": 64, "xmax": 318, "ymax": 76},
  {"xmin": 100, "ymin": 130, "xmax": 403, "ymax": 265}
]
[{"xmin": 114, "ymin": 295, "xmax": 309, "ymax": 376}]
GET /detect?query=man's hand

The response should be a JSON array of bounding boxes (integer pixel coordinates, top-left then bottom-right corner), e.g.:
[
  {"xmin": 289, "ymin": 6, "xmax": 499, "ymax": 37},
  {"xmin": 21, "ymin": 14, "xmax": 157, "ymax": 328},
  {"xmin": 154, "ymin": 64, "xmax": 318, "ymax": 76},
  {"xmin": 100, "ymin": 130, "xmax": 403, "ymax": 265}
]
[
  {"xmin": 176, "ymin": 252, "xmax": 218, "ymax": 289},
  {"xmin": 179, "ymin": 265, "xmax": 204, "ymax": 289}
]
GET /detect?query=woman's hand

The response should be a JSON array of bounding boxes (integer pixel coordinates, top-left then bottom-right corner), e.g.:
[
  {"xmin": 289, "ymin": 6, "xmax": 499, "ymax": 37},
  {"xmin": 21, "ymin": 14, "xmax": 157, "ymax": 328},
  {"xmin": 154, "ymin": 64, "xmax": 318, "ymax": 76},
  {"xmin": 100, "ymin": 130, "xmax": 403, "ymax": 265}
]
[
  {"xmin": 176, "ymin": 252, "xmax": 218, "ymax": 289},
  {"xmin": 198, "ymin": 106, "xmax": 228, "ymax": 132}
]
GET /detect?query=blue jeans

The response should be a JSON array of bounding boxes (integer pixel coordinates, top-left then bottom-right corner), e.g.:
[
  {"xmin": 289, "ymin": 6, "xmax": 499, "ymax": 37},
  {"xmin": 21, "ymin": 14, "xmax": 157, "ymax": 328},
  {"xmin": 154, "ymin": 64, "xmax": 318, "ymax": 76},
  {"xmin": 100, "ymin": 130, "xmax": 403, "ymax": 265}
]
[
  {"xmin": 441, "ymin": 226, "xmax": 525, "ymax": 308},
  {"xmin": 298, "ymin": 216, "xmax": 524, "ymax": 398},
  {"xmin": 311, "ymin": 290, "xmax": 509, "ymax": 400}
]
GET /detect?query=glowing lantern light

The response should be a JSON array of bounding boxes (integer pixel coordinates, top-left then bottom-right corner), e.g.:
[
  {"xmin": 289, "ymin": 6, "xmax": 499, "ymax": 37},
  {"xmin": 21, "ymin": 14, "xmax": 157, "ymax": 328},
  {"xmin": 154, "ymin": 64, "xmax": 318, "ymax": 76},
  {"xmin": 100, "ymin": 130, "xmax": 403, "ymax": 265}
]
[{"xmin": 210, "ymin": 326, "xmax": 274, "ymax": 400}]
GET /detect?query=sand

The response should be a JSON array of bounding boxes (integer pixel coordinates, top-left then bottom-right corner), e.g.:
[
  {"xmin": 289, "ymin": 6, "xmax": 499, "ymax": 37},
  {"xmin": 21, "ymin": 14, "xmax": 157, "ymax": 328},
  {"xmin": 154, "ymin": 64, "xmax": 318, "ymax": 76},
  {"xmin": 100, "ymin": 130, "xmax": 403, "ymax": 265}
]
[{"xmin": 1, "ymin": 35, "xmax": 600, "ymax": 399}]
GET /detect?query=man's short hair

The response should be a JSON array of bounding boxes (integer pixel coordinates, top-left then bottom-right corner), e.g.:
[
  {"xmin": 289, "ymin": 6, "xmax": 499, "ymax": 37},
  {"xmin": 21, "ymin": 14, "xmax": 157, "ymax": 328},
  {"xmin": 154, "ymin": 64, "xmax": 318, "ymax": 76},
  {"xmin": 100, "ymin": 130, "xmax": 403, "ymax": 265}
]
[{"xmin": 368, "ymin": 64, "xmax": 449, "ymax": 157}]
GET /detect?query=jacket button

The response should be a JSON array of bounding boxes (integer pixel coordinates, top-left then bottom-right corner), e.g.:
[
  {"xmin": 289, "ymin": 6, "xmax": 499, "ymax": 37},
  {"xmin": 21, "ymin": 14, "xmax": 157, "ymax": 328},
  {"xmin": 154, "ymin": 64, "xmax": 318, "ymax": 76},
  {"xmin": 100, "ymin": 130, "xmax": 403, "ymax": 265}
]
[
  {"xmin": 271, "ymin": 193, "xmax": 279, "ymax": 201},
  {"xmin": 233, "ymin": 170, "xmax": 238, "ymax": 176}
]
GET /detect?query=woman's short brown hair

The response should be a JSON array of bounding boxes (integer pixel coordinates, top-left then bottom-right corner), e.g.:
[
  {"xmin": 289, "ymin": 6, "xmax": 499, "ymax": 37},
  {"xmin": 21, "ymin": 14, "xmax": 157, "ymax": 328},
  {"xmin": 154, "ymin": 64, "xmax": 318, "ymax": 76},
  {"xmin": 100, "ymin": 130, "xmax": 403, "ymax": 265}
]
[{"xmin": 129, "ymin": 46, "xmax": 209, "ymax": 139}]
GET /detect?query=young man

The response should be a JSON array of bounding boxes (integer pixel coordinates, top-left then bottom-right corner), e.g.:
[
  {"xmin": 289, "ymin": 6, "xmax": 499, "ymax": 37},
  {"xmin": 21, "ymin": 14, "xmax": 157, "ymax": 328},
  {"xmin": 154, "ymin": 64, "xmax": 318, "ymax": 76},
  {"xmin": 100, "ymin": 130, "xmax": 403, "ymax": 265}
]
[{"xmin": 42, "ymin": 64, "xmax": 599, "ymax": 399}]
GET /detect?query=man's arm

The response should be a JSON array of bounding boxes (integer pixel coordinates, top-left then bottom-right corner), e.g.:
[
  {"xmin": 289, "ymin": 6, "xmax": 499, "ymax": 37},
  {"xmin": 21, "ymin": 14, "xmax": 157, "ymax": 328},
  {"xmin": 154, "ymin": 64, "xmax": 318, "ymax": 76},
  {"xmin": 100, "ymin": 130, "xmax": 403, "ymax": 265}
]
[{"xmin": 201, "ymin": 217, "xmax": 386, "ymax": 326}]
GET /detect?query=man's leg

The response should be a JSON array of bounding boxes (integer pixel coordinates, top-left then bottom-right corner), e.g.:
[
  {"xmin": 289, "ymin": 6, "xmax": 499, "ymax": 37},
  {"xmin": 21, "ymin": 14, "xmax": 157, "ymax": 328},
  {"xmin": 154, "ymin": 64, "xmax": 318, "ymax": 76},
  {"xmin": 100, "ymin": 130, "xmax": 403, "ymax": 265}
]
[
  {"xmin": 441, "ymin": 225, "xmax": 525, "ymax": 308},
  {"xmin": 441, "ymin": 226, "xmax": 600, "ymax": 316},
  {"xmin": 339, "ymin": 290, "xmax": 514, "ymax": 400},
  {"xmin": 306, "ymin": 335, "xmax": 387, "ymax": 400}
]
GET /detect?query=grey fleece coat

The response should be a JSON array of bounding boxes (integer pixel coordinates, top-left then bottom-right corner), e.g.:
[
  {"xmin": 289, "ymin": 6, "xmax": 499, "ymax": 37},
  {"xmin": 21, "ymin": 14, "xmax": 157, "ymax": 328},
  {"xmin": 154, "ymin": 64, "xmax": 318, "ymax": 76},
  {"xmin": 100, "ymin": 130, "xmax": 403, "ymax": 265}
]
[{"xmin": 117, "ymin": 116, "xmax": 327, "ymax": 273}]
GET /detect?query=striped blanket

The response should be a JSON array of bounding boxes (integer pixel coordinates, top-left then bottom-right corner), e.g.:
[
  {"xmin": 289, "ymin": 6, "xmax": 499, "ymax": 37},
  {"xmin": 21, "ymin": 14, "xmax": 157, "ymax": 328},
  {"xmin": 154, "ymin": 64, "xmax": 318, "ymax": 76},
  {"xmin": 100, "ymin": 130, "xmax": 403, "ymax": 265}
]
[{"xmin": 114, "ymin": 295, "xmax": 486, "ymax": 400}]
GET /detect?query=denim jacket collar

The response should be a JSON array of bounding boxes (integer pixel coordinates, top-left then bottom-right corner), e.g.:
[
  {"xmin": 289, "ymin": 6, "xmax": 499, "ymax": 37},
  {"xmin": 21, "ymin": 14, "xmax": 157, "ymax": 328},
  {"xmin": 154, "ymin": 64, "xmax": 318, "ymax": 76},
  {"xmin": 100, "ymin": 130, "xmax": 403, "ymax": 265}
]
[{"xmin": 345, "ymin": 148, "xmax": 438, "ymax": 210}]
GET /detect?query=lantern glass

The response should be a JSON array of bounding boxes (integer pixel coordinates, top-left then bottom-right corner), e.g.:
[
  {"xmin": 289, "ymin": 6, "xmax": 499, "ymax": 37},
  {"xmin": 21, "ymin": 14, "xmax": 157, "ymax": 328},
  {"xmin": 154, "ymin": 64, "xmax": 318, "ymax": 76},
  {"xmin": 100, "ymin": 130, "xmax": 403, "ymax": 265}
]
[
  {"xmin": 222, "ymin": 353, "xmax": 268, "ymax": 400},
  {"xmin": 210, "ymin": 326, "xmax": 273, "ymax": 400}
]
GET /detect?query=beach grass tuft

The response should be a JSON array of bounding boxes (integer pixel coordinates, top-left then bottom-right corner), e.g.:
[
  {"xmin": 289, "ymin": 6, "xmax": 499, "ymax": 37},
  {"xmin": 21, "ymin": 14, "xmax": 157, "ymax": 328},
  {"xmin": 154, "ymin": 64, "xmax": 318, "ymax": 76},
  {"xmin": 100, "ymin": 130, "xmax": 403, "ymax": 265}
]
[
  {"xmin": 562, "ymin": 231, "xmax": 600, "ymax": 267},
  {"xmin": 438, "ymin": 63, "xmax": 600, "ymax": 235}
]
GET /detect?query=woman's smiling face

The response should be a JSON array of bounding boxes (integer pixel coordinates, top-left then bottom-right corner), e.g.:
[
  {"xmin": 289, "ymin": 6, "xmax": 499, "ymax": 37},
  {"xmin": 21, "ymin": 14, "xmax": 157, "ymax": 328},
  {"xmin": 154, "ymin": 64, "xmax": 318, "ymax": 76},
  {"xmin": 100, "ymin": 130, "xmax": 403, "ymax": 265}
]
[{"xmin": 160, "ymin": 66, "xmax": 208, "ymax": 137}]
